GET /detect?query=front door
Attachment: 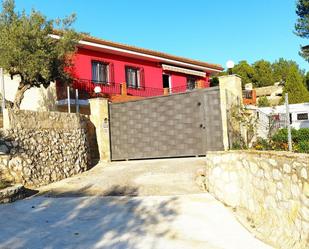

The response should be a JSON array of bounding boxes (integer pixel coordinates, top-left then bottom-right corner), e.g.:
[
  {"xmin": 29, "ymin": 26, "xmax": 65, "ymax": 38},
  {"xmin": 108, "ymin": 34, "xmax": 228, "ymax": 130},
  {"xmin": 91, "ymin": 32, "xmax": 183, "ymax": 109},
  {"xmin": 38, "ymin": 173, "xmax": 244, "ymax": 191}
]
[{"xmin": 162, "ymin": 74, "xmax": 171, "ymax": 89}]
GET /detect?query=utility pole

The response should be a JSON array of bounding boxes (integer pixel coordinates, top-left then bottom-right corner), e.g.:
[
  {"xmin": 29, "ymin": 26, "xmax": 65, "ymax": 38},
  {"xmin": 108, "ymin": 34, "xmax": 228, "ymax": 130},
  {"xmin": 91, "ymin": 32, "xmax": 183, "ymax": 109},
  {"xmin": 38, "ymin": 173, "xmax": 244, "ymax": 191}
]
[{"xmin": 285, "ymin": 93, "xmax": 292, "ymax": 152}]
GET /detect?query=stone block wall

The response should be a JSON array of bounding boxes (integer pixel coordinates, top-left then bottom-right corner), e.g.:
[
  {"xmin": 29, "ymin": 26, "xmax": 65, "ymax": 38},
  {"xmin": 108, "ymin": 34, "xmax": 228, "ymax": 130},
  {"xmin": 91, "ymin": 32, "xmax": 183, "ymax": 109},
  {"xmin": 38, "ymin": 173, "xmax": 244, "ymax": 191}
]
[
  {"xmin": 0, "ymin": 110, "xmax": 91, "ymax": 186},
  {"xmin": 202, "ymin": 151, "xmax": 309, "ymax": 249}
]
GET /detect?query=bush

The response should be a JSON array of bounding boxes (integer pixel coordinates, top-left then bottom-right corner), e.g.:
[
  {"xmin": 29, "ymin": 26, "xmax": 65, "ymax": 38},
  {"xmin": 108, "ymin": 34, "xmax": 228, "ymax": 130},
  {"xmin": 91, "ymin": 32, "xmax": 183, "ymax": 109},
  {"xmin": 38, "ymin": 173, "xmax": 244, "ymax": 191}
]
[
  {"xmin": 271, "ymin": 128, "xmax": 298, "ymax": 143},
  {"xmin": 297, "ymin": 141, "xmax": 309, "ymax": 153},
  {"xmin": 257, "ymin": 96, "xmax": 270, "ymax": 107},
  {"xmin": 231, "ymin": 139, "xmax": 248, "ymax": 150},
  {"xmin": 293, "ymin": 128, "xmax": 309, "ymax": 143},
  {"xmin": 268, "ymin": 128, "xmax": 309, "ymax": 153},
  {"xmin": 253, "ymin": 138, "xmax": 272, "ymax": 150}
]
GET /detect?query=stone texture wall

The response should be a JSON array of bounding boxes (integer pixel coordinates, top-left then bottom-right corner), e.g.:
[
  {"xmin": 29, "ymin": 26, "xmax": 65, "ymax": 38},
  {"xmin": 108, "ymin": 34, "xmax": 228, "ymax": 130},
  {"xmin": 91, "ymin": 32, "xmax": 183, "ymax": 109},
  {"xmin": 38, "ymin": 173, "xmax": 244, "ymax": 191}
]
[
  {"xmin": 200, "ymin": 151, "xmax": 309, "ymax": 249},
  {"xmin": 0, "ymin": 110, "xmax": 91, "ymax": 186},
  {"xmin": 0, "ymin": 184, "xmax": 26, "ymax": 204}
]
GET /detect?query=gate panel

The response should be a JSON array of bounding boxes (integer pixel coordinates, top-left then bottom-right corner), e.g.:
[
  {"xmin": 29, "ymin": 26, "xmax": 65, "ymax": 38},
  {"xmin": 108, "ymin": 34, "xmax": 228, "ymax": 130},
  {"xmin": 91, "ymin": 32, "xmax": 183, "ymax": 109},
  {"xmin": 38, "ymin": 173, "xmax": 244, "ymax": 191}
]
[{"xmin": 109, "ymin": 88, "xmax": 223, "ymax": 160}]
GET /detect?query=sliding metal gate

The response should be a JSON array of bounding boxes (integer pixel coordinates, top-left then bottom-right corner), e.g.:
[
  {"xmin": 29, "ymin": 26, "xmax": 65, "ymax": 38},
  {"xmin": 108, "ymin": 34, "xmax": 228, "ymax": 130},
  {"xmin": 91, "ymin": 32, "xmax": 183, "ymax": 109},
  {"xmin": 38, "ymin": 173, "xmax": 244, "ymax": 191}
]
[{"xmin": 109, "ymin": 87, "xmax": 223, "ymax": 160}]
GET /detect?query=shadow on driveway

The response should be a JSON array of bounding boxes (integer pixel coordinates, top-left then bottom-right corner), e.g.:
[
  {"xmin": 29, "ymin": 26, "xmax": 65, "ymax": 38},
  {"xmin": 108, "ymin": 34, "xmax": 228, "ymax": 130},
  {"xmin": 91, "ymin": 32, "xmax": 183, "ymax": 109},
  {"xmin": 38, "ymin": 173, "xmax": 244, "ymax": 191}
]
[{"xmin": 0, "ymin": 185, "xmax": 179, "ymax": 249}]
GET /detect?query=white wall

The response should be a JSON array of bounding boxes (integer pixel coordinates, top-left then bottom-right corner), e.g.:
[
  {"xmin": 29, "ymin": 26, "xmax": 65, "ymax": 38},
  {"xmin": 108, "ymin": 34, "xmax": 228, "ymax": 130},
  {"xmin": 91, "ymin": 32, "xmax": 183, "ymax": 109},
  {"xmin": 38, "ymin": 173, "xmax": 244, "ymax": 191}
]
[{"xmin": 1, "ymin": 74, "xmax": 57, "ymax": 111}]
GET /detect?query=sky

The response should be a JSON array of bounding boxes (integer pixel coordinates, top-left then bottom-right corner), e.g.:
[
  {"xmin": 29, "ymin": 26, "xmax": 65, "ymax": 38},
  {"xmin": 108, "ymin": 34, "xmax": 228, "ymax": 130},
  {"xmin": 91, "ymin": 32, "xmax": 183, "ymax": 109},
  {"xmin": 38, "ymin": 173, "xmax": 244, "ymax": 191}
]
[{"xmin": 7, "ymin": 0, "xmax": 309, "ymax": 72}]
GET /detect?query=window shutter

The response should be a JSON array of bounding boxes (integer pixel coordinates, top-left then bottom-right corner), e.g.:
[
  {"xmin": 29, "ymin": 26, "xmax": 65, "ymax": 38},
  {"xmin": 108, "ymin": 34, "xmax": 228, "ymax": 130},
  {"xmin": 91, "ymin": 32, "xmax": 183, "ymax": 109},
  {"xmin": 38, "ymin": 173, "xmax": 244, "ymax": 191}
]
[
  {"xmin": 140, "ymin": 67, "xmax": 145, "ymax": 87},
  {"xmin": 109, "ymin": 63, "xmax": 114, "ymax": 83},
  {"xmin": 91, "ymin": 61, "xmax": 97, "ymax": 82}
]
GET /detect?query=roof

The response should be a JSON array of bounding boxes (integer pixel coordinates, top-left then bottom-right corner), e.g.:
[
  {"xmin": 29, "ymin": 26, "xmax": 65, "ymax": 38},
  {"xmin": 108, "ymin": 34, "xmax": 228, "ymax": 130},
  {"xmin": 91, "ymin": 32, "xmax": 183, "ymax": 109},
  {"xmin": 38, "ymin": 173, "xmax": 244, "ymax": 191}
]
[
  {"xmin": 79, "ymin": 33, "xmax": 223, "ymax": 71},
  {"xmin": 258, "ymin": 102, "xmax": 309, "ymax": 114}
]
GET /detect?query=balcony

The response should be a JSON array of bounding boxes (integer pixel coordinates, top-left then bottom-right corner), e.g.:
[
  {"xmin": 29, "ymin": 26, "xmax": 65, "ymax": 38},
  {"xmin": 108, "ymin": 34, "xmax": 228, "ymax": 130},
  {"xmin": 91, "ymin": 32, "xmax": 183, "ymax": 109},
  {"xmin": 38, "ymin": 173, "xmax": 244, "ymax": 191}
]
[{"xmin": 56, "ymin": 79, "xmax": 207, "ymax": 102}]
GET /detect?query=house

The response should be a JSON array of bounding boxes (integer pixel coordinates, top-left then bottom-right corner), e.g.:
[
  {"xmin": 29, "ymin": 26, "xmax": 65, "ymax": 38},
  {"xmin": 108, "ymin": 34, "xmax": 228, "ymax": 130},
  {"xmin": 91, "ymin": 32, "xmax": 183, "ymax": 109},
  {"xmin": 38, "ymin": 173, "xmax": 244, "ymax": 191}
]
[
  {"xmin": 254, "ymin": 103, "xmax": 309, "ymax": 138},
  {"xmin": 243, "ymin": 82, "xmax": 283, "ymax": 106},
  {"xmin": 53, "ymin": 34, "xmax": 223, "ymax": 111}
]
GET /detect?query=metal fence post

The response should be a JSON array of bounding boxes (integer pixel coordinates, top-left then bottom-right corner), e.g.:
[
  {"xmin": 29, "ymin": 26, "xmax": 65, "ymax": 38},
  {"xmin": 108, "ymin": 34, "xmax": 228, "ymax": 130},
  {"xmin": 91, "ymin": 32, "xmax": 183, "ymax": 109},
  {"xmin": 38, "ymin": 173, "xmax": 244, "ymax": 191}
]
[
  {"xmin": 75, "ymin": 89, "xmax": 79, "ymax": 113},
  {"xmin": 285, "ymin": 93, "xmax": 292, "ymax": 152},
  {"xmin": 67, "ymin": 86, "xmax": 71, "ymax": 113}
]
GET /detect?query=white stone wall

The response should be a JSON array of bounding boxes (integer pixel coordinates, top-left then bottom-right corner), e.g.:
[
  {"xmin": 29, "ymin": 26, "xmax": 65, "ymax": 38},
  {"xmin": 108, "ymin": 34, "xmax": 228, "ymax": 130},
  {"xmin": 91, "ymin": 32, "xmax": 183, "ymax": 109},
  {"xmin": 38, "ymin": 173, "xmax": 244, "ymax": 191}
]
[{"xmin": 203, "ymin": 151, "xmax": 309, "ymax": 249}]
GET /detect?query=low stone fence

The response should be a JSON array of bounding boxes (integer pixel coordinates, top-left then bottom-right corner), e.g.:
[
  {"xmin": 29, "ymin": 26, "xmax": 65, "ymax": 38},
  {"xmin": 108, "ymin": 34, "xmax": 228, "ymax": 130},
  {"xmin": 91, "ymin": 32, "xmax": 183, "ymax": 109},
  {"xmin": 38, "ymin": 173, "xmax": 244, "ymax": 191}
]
[
  {"xmin": 200, "ymin": 151, "xmax": 309, "ymax": 249},
  {"xmin": 0, "ymin": 110, "xmax": 91, "ymax": 186}
]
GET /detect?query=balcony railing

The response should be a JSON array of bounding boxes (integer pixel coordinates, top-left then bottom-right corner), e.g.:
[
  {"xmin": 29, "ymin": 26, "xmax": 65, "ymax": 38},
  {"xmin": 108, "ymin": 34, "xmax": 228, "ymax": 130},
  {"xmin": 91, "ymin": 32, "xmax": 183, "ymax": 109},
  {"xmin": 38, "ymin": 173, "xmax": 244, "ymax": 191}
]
[{"xmin": 56, "ymin": 78, "xmax": 207, "ymax": 101}]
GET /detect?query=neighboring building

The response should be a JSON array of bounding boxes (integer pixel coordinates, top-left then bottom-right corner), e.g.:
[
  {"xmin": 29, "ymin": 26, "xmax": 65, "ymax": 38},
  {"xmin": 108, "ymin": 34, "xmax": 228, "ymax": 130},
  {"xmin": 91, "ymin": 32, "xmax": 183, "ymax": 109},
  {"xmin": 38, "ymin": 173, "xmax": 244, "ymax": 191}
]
[
  {"xmin": 2, "ymin": 34, "xmax": 223, "ymax": 112},
  {"xmin": 243, "ymin": 82, "xmax": 283, "ymax": 106},
  {"xmin": 255, "ymin": 103, "xmax": 309, "ymax": 138}
]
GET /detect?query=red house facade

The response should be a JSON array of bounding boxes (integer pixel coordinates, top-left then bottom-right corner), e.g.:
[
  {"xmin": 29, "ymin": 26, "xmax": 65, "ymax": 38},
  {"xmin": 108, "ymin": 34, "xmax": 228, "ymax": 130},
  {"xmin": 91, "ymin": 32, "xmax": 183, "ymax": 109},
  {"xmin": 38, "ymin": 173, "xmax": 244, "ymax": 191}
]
[{"xmin": 55, "ymin": 34, "xmax": 223, "ymax": 103}]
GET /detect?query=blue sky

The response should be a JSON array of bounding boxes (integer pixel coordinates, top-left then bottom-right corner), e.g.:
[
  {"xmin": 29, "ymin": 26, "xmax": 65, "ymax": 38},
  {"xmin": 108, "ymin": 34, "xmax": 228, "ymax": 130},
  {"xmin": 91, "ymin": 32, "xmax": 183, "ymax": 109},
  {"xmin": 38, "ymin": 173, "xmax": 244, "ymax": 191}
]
[{"xmin": 8, "ymin": 0, "xmax": 309, "ymax": 71}]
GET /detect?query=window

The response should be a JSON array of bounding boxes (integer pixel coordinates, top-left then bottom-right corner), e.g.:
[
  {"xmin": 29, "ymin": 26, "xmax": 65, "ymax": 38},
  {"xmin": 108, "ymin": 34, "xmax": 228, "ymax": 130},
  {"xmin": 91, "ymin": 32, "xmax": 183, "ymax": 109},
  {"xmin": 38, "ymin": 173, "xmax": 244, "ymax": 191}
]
[
  {"xmin": 126, "ymin": 66, "xmax": 140, "ymax": 88},
  {"xmin": 297, "ymin": 113, "xmax": 308, "ymax": 121},
  {"xmin": 92, "ymin": 61, "xmax": 109, "ymax": 83},
  {"xmin": 187, "ymin": 76, "xmax": 196, "ymax": 90}
]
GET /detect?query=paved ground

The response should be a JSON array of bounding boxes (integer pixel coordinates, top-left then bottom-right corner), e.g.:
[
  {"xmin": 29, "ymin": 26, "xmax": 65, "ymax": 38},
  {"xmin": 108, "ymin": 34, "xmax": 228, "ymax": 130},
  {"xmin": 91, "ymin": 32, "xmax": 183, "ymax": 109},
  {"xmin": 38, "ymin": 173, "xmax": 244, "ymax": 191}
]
[
  {"xmin": 38, "ymin": 157, "xmax": 206, "ymax": 197},
  {"xmin": 0, "ymin": 158, "xmax": 273, "ymax": 249}
]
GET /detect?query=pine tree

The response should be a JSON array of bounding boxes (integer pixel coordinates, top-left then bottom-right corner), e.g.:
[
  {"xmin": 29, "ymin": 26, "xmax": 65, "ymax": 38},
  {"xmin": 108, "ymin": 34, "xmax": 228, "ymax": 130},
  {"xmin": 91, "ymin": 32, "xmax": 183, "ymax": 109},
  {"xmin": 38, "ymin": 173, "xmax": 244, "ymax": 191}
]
[
  {"xmin": 282, "ymin": 65, "xmax": 309, "ymax": 104},
  {"xmin": 295, "ymin": 0, "xmax": 309, "ymax": 61}
]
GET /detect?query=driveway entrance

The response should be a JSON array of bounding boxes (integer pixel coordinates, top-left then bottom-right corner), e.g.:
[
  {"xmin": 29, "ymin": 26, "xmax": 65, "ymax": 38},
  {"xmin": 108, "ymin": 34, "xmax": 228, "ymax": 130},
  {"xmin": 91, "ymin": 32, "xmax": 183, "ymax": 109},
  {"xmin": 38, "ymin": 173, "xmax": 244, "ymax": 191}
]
[{"xmin": 0, "ymin": 158, "xmax": 272, "ymax": 249}]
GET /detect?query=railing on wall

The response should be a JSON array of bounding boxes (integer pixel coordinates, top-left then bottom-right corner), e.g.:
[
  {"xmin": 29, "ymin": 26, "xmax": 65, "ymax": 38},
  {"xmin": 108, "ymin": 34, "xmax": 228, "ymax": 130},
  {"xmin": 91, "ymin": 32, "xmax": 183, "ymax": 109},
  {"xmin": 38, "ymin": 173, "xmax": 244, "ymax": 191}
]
[{"xmin": 56, "ymin": 78, "xmax": 208, "ymax": 102}]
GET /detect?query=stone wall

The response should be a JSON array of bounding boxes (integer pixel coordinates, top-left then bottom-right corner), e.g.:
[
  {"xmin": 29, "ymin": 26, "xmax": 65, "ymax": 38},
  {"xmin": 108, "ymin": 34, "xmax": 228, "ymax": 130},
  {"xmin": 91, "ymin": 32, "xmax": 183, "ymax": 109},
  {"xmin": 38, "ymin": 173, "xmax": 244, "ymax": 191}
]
[
  {"xmin": 200, "ymin": 151, "xmax": 309, "ymax": 249},
  {"xmin": 0, "ymin": 110, "xmax": 91, "ymax": 186},
  {"xmin": 0, "ymin": 184, "xmax": 26, "ymax": 204}
]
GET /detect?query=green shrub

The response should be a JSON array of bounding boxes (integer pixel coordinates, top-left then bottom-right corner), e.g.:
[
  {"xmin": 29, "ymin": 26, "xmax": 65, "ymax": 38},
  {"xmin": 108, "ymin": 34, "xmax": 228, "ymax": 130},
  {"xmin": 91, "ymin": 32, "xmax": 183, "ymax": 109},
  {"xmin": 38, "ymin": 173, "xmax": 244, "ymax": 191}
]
[
  {"xmin": 231, "ymin": 138, "xmax": 247, "ymax": 150},
  {"xmin": 253, "ymin": 138, "xmax": 271, "ymax": 150},
  {"xmin": 271, "ymin": 128, "xmax": 298, "ymax": 143},
  {"xmin": 294, "ymin": 128, "xmax": 309, "ymax": 142},
  {"xmin": 269, "ymin": 128, "xmax": 309, "ymax": 153},
  {"xmin": 298, "ymin": 141, "xmax": 309, "ymax": 153},
  {"xmin": 257, "ymin": 96, "xmax": 271, "ymax": 107}
]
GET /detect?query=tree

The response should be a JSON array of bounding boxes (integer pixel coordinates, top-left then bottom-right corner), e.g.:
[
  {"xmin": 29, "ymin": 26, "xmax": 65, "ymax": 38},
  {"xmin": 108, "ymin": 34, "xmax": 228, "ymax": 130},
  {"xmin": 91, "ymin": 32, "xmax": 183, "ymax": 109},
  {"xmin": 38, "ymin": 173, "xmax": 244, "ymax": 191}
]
[
  {"xmin": 295, "ymin": 0, "xmax": 309, "ymax": 61},
  {"xmin": 231, "ymin": 60, "xmax": 255, "ymax": 88},
  {"xmin": 210, "ymin": 77, "xmax": 219, "ymax": 87},
  {"xmin": 282, "ymin": 65, "xmax": 309, "ymax": 104},
  {"xmin": 305, "ymin": 71, "xmax": 309, "ymax": 90},
  {"xmin": 272, "ymin": 58, "xmax": 305, "ymax": 83},
  {"xmin": 0, "ymin": 0, "xmax": 80, "ymax": 109},
  {"xmin": 252, "ymin": 60, "xmax": 274, "ymax": 87}
]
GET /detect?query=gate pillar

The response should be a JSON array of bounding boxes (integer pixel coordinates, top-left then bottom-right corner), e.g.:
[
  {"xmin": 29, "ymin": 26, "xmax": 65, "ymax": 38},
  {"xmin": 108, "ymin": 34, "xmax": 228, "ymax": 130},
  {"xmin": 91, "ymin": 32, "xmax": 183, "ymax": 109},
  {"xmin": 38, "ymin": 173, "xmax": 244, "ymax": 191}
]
[
  {"xmin": 218, "ymin": 75, "xmax": 243, "ymax": 150},
  {"xmin": 89, "ymin": 98, "xmax": 111, "ymax": 162}
]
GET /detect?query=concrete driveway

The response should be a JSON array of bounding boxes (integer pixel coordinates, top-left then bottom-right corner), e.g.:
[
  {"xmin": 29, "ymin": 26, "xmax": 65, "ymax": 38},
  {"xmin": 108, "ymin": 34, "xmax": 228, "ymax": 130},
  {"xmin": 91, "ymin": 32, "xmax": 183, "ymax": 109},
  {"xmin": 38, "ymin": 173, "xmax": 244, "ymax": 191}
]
[
  {"xmin": 38, "ymin": 157, "xmax": 206, "ymax": 197},
  {"xmin": 0, "ymin": 158, "xmax": 272, "ymax": 249}
]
